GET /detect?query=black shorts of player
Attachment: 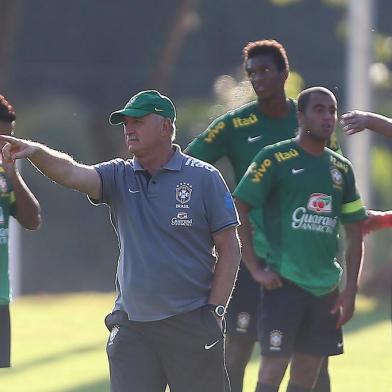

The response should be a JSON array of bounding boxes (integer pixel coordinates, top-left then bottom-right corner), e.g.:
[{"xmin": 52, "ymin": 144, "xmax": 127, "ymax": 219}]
[
  {"xmin": 0, "ymin": 304, "xmax": 11, "ymax": 368},
  {"xmin": 258, "ymin": 279, "xmax": 343, "ymax": 357},
  {"xmin": 226, "ymin": 262, "xmax": 260, "ymax": 340},
  {"xmin": 105, "ymin": 306, "xmax": 230, "ymax": 392}
]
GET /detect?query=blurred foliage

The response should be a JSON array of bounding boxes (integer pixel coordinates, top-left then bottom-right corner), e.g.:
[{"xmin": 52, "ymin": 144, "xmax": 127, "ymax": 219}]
[
  {"xmin": 17, "ymin": 95, "xmax": 95, "ymax": 162},
  {"xmin": 269, "ymin": 0, "xmax": 302, "ymax": 6},
  {"xmin": 373, "ymin": 33, "xmax": 392, "ymax": 63},
  {"xmin": 371, "ymin": 146, "xmax": 392, "ymax": 207},
  {"xmin": 270, "ymin": 0, "xmax": 346, "ymax": 7},
  {"xmin": 285, "ymin": 71, "xmax": 305, "ymax": 99}
]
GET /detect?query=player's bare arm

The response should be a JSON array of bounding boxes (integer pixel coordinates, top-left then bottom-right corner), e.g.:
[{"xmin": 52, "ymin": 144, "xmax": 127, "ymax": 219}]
[
  {"xmin": 209, "ymin": 226, "xmax": 241, "ymax": 308},
  {"xmin": 6, "ymin": 167, "xmax": 41, "ymax": 230},
  {"xmin": 331, "ymin": 221, "xmax": 363, "ymax": 328},
  {"xmin": 0, "ymin": 135, "xmax": 101, "ymax": 200},
  {"xmin": 234, "ymin": 198, "xmax": 282, "ymax": 290},
  {"xmin": 341, "ymin": 110, "xmax": 392, "ymax": 138}
]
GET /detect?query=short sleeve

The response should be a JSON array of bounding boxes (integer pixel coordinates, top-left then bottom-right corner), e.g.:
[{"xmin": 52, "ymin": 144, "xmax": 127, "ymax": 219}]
[
  {"xmin": 9, "ymin": 191, "xmax": 16, "ymax": 217},
  {"xmin": 233, "ymin": 148, "xmax": 276, "ymax": 209},
  {"xmin": 185, "ymin": 115, "xmax": 229, "ymax": 163},
  {"xmin": 203, "ymin": 169, "xmax": 239, "ymax": 233},
  {"xmin": 340, "ymin": 163, "xmax": 367, "ymax": 224},
  {"xmin": 88, "ymin": 158, "xmax": 123, "ymax": 205}
]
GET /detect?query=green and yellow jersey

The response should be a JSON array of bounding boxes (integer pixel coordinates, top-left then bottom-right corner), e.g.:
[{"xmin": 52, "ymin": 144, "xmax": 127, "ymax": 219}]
[
  {"xmin": 0, "ymin": 166, "xmax": 16, "ymax": 305},
  {"xmin": 186, "ymin": 99, "xmax": 340, "ymax": 258},
  {"xmin": 234, "ymin": 139, "xmax": 366, "ymax": 296}
]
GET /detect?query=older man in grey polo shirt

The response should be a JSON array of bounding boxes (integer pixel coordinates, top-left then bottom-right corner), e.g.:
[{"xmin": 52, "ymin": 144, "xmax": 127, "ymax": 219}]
[{"xmin": 0, "ymin": 90, "xmax": 241, "ymax": 392}]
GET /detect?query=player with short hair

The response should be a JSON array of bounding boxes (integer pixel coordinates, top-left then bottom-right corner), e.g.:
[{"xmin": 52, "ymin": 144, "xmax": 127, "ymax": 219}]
[
  {"xmin": 234, "ymin": 87, "xmax": 366, "ymax": 392},
  {"xmin": 186, "ymin": 39, "xmax": 337, "ymax": 392},
  {"xmin": 0, "ymin": 94, "xmax": 41, "ymax": 368}
]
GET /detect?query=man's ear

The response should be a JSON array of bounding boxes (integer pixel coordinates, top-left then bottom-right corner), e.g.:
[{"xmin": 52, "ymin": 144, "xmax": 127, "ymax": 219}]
[
  {"xmin": 161, "ymin": 118, "xmax": 172, "ymax": 137},
  {"xmin": 297, "ymin": 111, "xmax": 305, "ymax": 128},
  {"xmin": 281, "ymin": 69, "xmax": 289, "ymax": 83}
]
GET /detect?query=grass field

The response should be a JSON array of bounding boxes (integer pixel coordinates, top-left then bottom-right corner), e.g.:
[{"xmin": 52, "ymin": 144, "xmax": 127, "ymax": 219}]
[{"xmin": 0, "ymin": 293, "xmax": 390, "ymax": 391}]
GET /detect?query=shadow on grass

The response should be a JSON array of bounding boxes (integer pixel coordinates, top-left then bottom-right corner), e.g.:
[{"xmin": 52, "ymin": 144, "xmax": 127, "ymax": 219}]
[
  {"xmin": 10, "ymin": 342, "xmax": 104, "ymax": 374},
  {"xmin": 60, "ymin": 379, "xmax": 109, "ymax": 392}
]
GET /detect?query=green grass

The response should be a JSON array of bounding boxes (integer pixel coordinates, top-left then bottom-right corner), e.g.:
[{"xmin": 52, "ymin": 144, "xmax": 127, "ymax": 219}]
[{"xmin": 0, "ymin": 293, "xmax": 390, "ymax": 391}]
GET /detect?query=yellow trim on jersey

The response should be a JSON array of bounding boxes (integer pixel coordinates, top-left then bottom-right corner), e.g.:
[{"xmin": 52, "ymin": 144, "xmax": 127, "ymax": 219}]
[
  {"xmin": 342, "ymin": 198, "xmax": 364, "ymax": 214},
  {"xmin": 10, "ymin": 192, "xmax": 16, "ymax": 204}
]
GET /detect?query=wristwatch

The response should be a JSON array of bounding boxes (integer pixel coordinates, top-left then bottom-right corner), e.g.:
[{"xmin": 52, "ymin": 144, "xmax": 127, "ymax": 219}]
[{"xmin": 207, "ymin": 304, "xmax": 226, "ymax": 318}]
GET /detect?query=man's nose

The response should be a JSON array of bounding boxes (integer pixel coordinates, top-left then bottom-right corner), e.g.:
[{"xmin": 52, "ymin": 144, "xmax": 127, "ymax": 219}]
[{"xmin": 123, "ymin": 124, "xmax": 134, "ymax": 135}]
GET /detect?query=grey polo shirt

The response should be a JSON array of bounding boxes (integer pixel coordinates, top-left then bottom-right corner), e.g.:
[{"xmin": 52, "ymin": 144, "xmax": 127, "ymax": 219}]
[{"xmin": 90, "ymin": 145, "xmax": 239, "ymax": 321}]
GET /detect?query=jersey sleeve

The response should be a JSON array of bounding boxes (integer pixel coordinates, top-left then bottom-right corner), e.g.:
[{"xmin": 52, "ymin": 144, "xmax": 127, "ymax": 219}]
[
  {"xmin": 9, "ymin": 191, "xmax": 16, "ymax": 217},
  {"xmin": 185, "ymin": 115, "xmax": 229, "ymax": 163},
  {"xmin": 88, "ymin": 159, "xmax": 123, "ymax": 205},
  {"xmin": 203, "ymin": 168, "xmax": 240, "ymax": 233},
  {"xmin": 233, "ymin": 148, "xmax": 276, "ymax": 209},
  {"xmin": 340, "ymin": 163, "xmax": 367, "ymax": 224}
]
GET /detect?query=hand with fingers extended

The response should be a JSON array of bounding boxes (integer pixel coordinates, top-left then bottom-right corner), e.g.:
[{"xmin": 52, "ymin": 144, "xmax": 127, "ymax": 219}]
[
  {"xmin": 341, "ymin": 110, "xmax": 392, "ymax": 138},
  {"xmin": 251, "ymin": 265, "xmax": 283, "ymax": 290},
  {"xmin": 0, "ymin": 135, "xmax": 39, "ymax": 163},
  {"xmin": 330, "ymin": 287, "xmax": 357, "ymax": 329},
  {"xmin": 340, "ymin": 111, "xmax": 368, "ymax": 135}
]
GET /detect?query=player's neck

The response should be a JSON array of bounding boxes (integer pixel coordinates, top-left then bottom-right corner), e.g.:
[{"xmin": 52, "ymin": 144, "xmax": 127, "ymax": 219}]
[
  {"xmin": 296, "ymin": 133, "xmax": 326, "ymax": 156},
  {"xmin": 134, "ymin": 145, "xmax": 175, "ymax": 175},
  {"xmin": 257, "ymin": 93, "xmax": 290, "ymax": 118}
]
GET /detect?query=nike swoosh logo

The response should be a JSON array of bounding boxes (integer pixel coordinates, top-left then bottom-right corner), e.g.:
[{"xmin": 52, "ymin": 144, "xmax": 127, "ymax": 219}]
[
  {"xmin": 204, "ymin": 340, "xmax": 220, "ymax": 350},
  {"xmin": 154, "ymin": 108, "xmax": 164, "ymax": 112},
  {"xmin": 247, "ymin": 135, "xmax": 262, "ymax": 143},
  {"xmin": 128, "ymin": 189, "xmax": 140, "ymax": 194},
  {"xmin": 292, "ymin": 168, "xmax": 305, "ymax": 175}
]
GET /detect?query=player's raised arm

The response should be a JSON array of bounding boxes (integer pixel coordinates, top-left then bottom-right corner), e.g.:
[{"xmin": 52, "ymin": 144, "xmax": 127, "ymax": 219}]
[
  {"xmin": 0, "ymin": 135, "xmax": 101, "ymax": 200},
  {"xmin": 341, "ymin": 110, "xmax": 392, "ymax": 138}
]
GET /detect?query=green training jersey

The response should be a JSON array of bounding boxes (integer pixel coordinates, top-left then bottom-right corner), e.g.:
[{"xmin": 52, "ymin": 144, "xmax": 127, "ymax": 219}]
[
  {"xmin": 233, "ymin": 139, "xmax": 366, "ymax": 296},
  {"xmin": 0, "ymin": 166, "xmax": 16, "ymax": 305},
  {"xmin": 186, "ymin": 99, "xmax": 340, "ymax": 258}
]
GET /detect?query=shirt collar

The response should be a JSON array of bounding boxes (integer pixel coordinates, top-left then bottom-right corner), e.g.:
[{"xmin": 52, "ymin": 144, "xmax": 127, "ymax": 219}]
[{"xmin": 133, "ymin": 144, "xmax": 184, "ymax": 172}]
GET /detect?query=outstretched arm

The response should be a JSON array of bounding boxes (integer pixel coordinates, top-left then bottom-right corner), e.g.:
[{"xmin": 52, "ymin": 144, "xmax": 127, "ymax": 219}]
[
  {"xmin": 0, "ymin": 135, "xmax": 101, "ymax": 200},
  {"xmin": 341, "ymin": 111, "xmax": 392, "ymax": 138}
]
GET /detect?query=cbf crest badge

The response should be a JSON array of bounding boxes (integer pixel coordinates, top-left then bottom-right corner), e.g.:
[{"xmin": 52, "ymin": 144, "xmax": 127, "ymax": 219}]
[
  {"xmin": 236, "ymin": 312, "xmax": 251, "ymax": 333},
  {"xmin": 176, "ymin": 182, "xmax": 192, "ymax": 208},
  {"xmin": 269, "ymin": 330, "xmax": 283, "ymax": 351},
  {"xmin": 330, "ymin": 168, "xmax": 343, "ymax": 186}
]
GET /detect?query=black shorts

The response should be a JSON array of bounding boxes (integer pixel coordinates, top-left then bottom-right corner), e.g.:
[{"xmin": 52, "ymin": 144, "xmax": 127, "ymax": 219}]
[
  {"xmin": 0, "ymin": 304, "xmax": 11, "ymax": 368},
  {"xmin": 258, "ymin": 279, "xmax": 343, "ymax": 357},
  {"xmin": 105, "ymin": 307, "xmax": 229, "ymax": 392},
  {"xmin": 226, "ymin": 262, "xmax": 260, "ymax": 340}
]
